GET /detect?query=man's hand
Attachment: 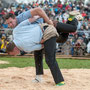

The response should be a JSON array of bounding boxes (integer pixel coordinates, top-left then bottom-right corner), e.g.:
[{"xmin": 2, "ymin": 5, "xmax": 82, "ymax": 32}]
[
  {"xmin": 48, "ymin": 20, "xmax": 54, "ymax": 25},
  {"xmin": 40, "ymin": 39, "xmax": 45, "ymax": 44},
  {"xmin": 40, "ymin": 39, "xmax": 44, "ymax": 49},
  {"xmin": 41, "ymin": 44, "xmax": 44, "ymax": 49}
]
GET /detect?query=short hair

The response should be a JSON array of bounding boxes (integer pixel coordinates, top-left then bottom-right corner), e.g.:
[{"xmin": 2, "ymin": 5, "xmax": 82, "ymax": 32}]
[
  {"xmin": 6, "ymin": 41, "xmax": 15, "ymax": 53},
  {"xmin": 4, "ymin": 13, "xmax": 16, "ymax": 20}
]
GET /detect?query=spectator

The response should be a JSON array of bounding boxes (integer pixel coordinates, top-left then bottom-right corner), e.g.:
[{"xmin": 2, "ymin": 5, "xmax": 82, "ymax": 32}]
[
  {"xmin": 15, "ymin": 6, "xmax": 22, "ymax": 16},
  {"xmin": 62, "ymin": 40, "xmax": 71, "ymax": 55},
  {"xmin": 69, "ymin": 37, "xmax": 75, "ymax": 55},
  {"xmin": 9, "ymin": 8, "xmax": 15, "ymax": 15},
  {"xmin": 0, "ymin": 38, "xmax": 2, "ymax": 50},
  {"xmin": 0, "ymin": 34, "xmax": 8, "ymax": 53},
  {"xmin": 81, "ymin": 18, "xmax": 89, "ymax": 30},
  {"xmin": 57, "ymin": 1, "xmax": 63, "ymax": 9},
  {"xmin": 2, "ymin": 22, "xmax": 8, "ymax": 28},
  {"xmin": 87, "ymin": 41, "xmax": 90, "ymax": 54},
  {"xmin": 44, "ymin": 0, "xmax": 49, "ymax": 5},
  {"xmin": 82, "ymin": 11, "xmax": 87, "ymax": 18},
  {"xmin": 82, "ymin": 34, "xmax": 88, "ymax": 45},
  {"xmin": 74, "ymin": 37, "xmax": 86, "ymax": 56}
]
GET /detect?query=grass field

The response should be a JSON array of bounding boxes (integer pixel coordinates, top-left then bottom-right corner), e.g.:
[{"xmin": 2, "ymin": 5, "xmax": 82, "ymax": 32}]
[{"xmin": 0, "ymin": 57, "xmax": 90, "ymax": 69}]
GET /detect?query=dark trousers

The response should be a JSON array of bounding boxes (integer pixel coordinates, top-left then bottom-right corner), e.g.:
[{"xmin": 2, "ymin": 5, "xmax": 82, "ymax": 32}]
[
  {"xmin": 34, "ymin": 20, "xmax": 78, "ymax": 83},
  {"xmin": 55, "ymin": 20, "xmax": 78, "ymax": 43},
  {"xmin": 56, "ymin": 22, "xmax": 77, "ymax": 33},
  {"xmin": 34, "ymin": 37, "xmax": 64, "ymax": 84},
  {"xmin": 34, "ymin": 49, "xmax": 44, "ymax": 75}
]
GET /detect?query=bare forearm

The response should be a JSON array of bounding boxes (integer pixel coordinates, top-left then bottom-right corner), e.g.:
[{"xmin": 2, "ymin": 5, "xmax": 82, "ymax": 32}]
[
  {"xmin": 36, "ymin": 8, "xmax": 53, "ymax": 25},
  {"xmin": 30, "ymin": 7, "xmax": 53, "ymax": 25},
  {"xmin": 29, "ymin": 16, "xmax": 40, "ymax": 23}
]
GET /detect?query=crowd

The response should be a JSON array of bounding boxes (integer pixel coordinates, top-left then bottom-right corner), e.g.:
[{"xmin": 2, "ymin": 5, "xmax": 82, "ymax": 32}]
[{"xmin": 0, "ymin": 0, "xmax": 90, "ymax": 55}]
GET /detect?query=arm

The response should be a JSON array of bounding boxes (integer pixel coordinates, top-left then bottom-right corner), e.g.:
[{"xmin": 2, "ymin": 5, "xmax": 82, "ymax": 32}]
[
  {"xmin": 30, "ymin": 7, "xmax": 53, "ymax": 25},
  {"xmin": 29, "ymin": 16, "xmax": 40, "ymax": 23}
]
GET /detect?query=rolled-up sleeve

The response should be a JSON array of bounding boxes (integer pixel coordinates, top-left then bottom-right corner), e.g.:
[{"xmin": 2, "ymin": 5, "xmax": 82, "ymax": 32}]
[
  {"xmin": 16, "ymin": 19, "xmax": 31, "ymax": 27},
  {"xmin": 17, "ymin": 10, "xmax": 32, "ymax": 24}
]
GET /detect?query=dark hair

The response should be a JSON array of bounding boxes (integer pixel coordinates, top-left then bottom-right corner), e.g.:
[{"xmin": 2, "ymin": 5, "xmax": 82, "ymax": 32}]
[
  {"xmin": 4, "ymin": 13, "xmax": 16, "ymax": 20},
  {"xmin": 6, "ymin": 41, "xmax": 15, "ymax": 53}
]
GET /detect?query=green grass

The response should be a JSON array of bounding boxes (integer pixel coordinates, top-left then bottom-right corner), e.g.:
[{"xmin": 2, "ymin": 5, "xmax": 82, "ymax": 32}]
[{"xmin": 0, "ymin": 57, "xmax": 90, "ymax": 69}]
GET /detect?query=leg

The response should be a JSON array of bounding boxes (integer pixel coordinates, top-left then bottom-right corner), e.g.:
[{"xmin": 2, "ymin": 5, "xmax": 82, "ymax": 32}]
[
  {"xmin": 44, "ymin": 37, "xmax": 64, "ymax": 84},
  {"xmin": 56, "ymin": 18, "xmax": 78, "ymax": 33},
  {"xmin": 53, "ymin": 19, "xmax": 78, "ymax": 43},
  {"xmin": 56, "ymin": 33, "xmax": 69, "ymax": 43},
  {"xmin": 34, "ymin": 49, "xmax": 44, "ymax": 75}
]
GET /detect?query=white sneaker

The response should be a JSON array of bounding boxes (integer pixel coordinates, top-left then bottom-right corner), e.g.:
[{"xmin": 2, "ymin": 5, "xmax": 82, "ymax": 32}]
[{"xmin": 32, "ymin": 75, "xmax": 43, "ymax": 83}]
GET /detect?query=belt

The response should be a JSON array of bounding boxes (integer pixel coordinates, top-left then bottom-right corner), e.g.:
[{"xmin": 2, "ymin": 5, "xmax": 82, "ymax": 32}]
[
  {"xmin": 43, "ymin": 25, "xmax": 48, "ymax": 30},
  {"xmin": 41, "ymin": 25, "xmax": 48, "ymax": 33}
]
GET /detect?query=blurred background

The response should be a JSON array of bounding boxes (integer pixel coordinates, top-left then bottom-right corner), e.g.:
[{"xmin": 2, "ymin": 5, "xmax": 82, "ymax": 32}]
[{"xmin": 0, "ymin": 0, "xmax": 90, "ymax": 56}]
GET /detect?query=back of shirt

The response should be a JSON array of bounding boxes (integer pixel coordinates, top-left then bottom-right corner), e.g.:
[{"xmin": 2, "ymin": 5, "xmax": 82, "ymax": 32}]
[{"xmin": 13, "ymin": 19, "xmax": 43, "ymax": 52}]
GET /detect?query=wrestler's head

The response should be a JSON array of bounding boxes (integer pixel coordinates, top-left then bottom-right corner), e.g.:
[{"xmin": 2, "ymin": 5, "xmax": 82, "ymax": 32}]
[
  {"xmin": 5, "ymin": 13, "xmax": 17, "ymax": 28},
  {"xmin": 6, "ymin": 42, "xmax": 20, "ymax": 56}
]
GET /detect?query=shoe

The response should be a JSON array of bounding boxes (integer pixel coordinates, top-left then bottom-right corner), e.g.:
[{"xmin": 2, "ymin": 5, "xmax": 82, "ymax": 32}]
[
  {"xmin": 32, "ymin": 78, "xmax": 41, "ymax": 83},
  {"xmin": 56, "ymin": 81, "xmax": 65, "ymax": 86},
  {"xmin": 32, "ymin": 75, "xmax": 42, "ymax": 83}
]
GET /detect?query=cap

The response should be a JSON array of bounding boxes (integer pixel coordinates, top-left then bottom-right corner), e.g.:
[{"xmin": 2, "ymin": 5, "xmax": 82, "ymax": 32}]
[{"xmin": 69, "ymin": 10, "xmax": 80, "ymax": 16}]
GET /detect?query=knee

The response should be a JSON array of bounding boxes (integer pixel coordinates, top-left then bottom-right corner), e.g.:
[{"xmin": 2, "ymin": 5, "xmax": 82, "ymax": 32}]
[{"xmin": 56, "ymin": 33, "xmax": 69, "ymax": 43}]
